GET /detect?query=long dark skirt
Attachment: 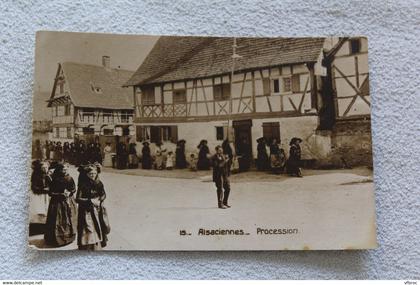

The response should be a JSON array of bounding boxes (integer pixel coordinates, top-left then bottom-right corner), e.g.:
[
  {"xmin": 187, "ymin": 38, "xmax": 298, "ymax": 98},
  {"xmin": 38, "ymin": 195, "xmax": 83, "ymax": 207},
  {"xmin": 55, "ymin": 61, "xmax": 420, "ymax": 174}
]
[
  {"xmin": 286, "ymin": 159, "xmax": 301, "ymax": 176},
  {"xmin": 77, "ymin": 204, "xmax": 107, "ymax": 250},
  {"xmin": 257, "ymin": 152, "xmax": 269, "ymax": 171},
  {"xmin": 142, "ymin": 155, "xmax": 152, "ymax": 169},
  {"xmin": 44, "ymin": 196, "xmax": 77, "ymax": 246}
]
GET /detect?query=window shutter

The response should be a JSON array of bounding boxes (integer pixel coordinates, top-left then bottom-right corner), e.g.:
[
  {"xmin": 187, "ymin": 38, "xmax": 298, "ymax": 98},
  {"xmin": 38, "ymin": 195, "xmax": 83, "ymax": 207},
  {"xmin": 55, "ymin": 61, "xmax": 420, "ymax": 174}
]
[
  {"xmin": 170, "ymin": 126, "xmax": 178, "ymax": 143},
  {"xmin": 222, "ymin": 83, "xmax": 231, "ymax": 100},
  {"xmin": 262, "ymin": 78, "xmax": 270, "ymax": 95},
  {"xmin": 213, "ymin": 85, "xmax": 222, "ymax": 101},
  {"xmin": 150, "ymin": 126, "xmax": 160, "ymax": 143},
  {"xmin": 272, "ymin": 123, "xmax": 280, "ymax": 141},
  {"xmin": 262, "ymin": 122, "xmax": 280, "ymax": 143},
  {"xmin": 292, "ymin": 74, "xmax": 300, "ymax": 93},
  {"xmin": 136, "ymin": 126, "xmax": 143, "ymax": 142}
]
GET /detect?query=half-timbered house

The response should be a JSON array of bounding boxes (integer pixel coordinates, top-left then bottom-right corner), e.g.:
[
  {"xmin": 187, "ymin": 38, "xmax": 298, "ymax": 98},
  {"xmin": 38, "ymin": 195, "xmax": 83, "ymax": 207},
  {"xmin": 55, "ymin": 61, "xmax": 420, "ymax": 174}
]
[
  {"xmin": 47, "ymin": 56, "xmax": 134, "ymax": 147},
  {"xmin": 324, "ymin": 37, "xmax": 372, "ymax": 166},
  {"xmin": 125, "ymin": 36, "xmax": 371, "ymax": 166}
]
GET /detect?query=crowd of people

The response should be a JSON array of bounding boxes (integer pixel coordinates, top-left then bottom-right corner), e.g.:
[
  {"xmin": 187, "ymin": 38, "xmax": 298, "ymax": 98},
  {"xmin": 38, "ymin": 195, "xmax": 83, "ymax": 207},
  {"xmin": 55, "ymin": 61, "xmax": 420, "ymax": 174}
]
[
  {"xmin": 32, "ymin": 136, "xmax": 303, "ymax": 176},
  {"xmin": 30, "ymin": 160, "xmax": 110, "ymax": 250},
  {"xmin": 30, "ymin": 136, "xmax": 304, "ymax": 244},
  {"xmin": 32, "ymin": 140, "xmax": 103, "ymax": 166}
]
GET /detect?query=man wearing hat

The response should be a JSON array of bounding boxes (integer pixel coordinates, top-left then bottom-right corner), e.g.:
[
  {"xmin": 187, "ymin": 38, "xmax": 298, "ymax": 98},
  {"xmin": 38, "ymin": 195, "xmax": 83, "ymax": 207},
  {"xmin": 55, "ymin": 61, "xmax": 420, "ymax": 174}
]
[
  {"xmin": 212, "ymin": 145, "xmax": 231, "ymax": 209},
  {"xmin": 287, "ymin": 137, "xmax": 303, "ymax": 177}
]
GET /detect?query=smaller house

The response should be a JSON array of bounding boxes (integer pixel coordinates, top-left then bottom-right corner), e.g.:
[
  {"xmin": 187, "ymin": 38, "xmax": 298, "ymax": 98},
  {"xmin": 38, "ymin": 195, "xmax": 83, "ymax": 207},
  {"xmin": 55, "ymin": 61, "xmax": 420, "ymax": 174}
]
[{"xmin": 47, "ymin": 56, "xmax": 134, "ymax": 147}]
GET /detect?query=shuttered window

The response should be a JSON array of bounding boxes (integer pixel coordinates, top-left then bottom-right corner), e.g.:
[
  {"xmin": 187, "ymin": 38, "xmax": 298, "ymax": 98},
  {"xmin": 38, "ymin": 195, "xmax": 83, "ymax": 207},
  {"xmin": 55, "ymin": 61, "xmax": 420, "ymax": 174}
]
[
  {"xmin": 262, "ymin": 122, "xmax": 280, "ymax": 143},
  {"xmin": 292, "ymin": 74, "xmax": 300, "ymax": 93},
  {"xmin": 149, "ymin": 126, "xmax": 178, "ymax": 144},
  {"xmin": 283, "ymin": 77, "xmax": 292, "ymax": 92},
  {"xmin": 173, "ymin": 89, "xmax": 186, "ymax": 103},
  {"xmin": 262, "ymin": 78, "xmax": 270, "ymax": 95},
  {"xmin": 67, "ymin": 127, "xmax": 72, "ymax": 139},
  {"xmin": 142, "ymin": 86, "xmax": 156, "ymax": 105},
  {"xmin": 213, "ymin": 83, "xmax": 231, "ymax": 101}
]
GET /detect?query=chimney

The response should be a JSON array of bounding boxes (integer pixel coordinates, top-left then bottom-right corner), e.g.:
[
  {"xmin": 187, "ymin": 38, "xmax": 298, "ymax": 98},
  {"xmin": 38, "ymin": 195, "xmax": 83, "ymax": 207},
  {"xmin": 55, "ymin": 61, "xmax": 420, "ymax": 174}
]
[{"xmin": 102, "ymin": 56, "xmax": 110, "ymax": 70}]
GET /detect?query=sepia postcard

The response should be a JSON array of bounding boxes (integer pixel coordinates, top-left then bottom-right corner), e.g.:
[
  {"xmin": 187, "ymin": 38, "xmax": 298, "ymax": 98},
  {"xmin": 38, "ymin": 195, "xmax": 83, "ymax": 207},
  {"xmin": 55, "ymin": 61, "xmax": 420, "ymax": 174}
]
[{"xmin": 29, "ymin": 31, "xmax": 377, "ymax": 250}]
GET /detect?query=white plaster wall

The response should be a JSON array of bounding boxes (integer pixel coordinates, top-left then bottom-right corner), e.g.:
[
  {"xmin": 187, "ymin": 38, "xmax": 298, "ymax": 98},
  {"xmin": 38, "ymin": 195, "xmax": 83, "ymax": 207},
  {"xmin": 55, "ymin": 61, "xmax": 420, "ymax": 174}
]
[{"xmin": 0, "ymin": 0, "xmax": 419, "ymax": 280}]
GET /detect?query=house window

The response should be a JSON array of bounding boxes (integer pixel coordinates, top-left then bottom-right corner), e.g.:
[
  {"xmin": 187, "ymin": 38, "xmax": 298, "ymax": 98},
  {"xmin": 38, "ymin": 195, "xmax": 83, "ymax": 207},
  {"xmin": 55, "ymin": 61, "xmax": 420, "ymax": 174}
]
[
  {"xmin": 82, "ymin": 108, "xmax": 95, "ymax": 123},
  {"xmin": 213, "ymin": 83, "xmax": 230, "ymax": 101},
  {"xmin": 173, "ymin": 89, "xmax": 186, "ymax": 103},
  {"xmin": 350, "ymin": 39, "xmax": 361, "ymax": 54},
  {"xmin": 103, "ymin": 110, "xmax": 113, "ymax": 123},
  {"xmin": 67, "ymin": 127, "xmax": 72, "ymax": 139},
  {"xmin": 121, "ymin": 110, "xmax": 132, "ymax": 123},
  {"xmin": 103, "ymin": 129, "xmax": 114, "ymax": 136},
  {"xmin": 150, "ymin": 126, "xmax": 178, "ymax": 143},
  {"xmin": 55, "ymin": 106, "xmax": 58, "ymax": 116},
  {"xmin": 82, "ymin": 127, "xmax": 94, "ymax": 135},
  {"xmin": 272, "ymin": 79, "xmax": 280, "ymax": 93},
  {"xmin": 55, "ymin": 127, "xmax": 59, "ymax": 138},
  {"xmin": 142, "ymin": 86, "xmax": 156, "ymax": 105},
  {"xmin": 216, "ymin": 126, "xmax": 224, "ymax": 140},
  {"xmin": 64, "ymin": 105, "xmax": 71, "ymax": 116},
  {"xmin": 262, "ymin": 122, "xmax": 280, "ymax": 144},
  {"xmin": 282, "ymin": 77, "xmax": 292, "ymax": 93},
  {"xmin": 292, "ymin": 74, "xmax": 300, "ymax": 93},
  {"xmin": 59, "ymin": 128, "xmax": 66, "ymax": 138}
]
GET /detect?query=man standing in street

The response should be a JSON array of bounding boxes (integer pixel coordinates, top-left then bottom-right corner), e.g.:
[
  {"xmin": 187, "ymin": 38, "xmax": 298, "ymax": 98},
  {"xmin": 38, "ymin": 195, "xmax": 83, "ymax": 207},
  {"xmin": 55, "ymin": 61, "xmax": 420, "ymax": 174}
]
[{"xmin": 212, "ymin": 145, "xmax": 231, "ymax": 209}]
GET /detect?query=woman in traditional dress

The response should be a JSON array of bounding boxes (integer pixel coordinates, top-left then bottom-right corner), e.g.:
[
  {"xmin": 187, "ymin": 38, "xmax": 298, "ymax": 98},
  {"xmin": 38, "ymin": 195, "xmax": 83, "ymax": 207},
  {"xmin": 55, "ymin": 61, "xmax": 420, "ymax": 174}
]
[
  {"xmin": 154, "ymin": 142, "xmax": 166, "ymax": 170},
  {"xmin": 44, "ymin": 163, "xmax": 77, "ymax": 247},
  {"xmin": 287, "ymin": 137, "xmax": 303, "ymax": 177},
  {"xmin": 29, "ymin": 160, "xmax": 51, "ymax": 225},
  {"xmin": 45, "ymin": 140, "xmax": 51, "ymax": 160},
  {"xmin": 55, "ymin": 142, "xmax": 63, "ymax": 162},
  {"xmin": 103, "ymin": 142, "xmax": 113, "ymax": 167},
  {"xmin": 270, "ymin": 138, "xmax": 286, "ymax": 174},
  {"xmin": 175, "ymin": 139, "xmax": 187, "ymax": 169},
  {"xmin": 94, "ymin": 143, "xmax": 103, "ymax": 164},
  {"xmin": 49, "ymin": 142, "xmax": 55, "ymax": 161},
  {"xmin": 32, "ymin": 139, "xmax": 43, "ymax": 160},
  {"xmin": 69, "ymin": 142, "xmax": 76, "ymax": 165},
  {"xmin": 128, "ymin": 143, "xmax": 139, "ymax": 169},
  {"xmin": 63, "ymin": 142, "xmax": 70, "ymax": 163},
  {"xmin": 76, "ymin": 164, "xmax": 108, "ymax": 250},
  {"xmin": 141, "ymin": 142, "xmax": 152, "ymax": 169},
  {"xmin": 197, "ymin": 140, "xmax": 210, "ymax": 170},
  {"xmin": 256, "ymin": 137, "xmax": 269, "ymax": 171},
  {"xmin": 116, "ymin": 142, "xmax": 128, "ymax": 169}
]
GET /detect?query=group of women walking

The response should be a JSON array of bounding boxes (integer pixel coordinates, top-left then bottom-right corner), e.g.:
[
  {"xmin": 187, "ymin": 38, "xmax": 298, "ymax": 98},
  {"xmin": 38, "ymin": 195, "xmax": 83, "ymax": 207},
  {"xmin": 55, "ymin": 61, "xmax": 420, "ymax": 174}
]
[
  {"xmin": 256, "ymin": 137, "xmax": 303, "ymax": 177},
  {"xmin": 33, "ymin": 140, "xmax": 103, "ymax": 166},
  {"xmin": 30, "ymin": 160, "xmax": 110, "ymax": 250}
]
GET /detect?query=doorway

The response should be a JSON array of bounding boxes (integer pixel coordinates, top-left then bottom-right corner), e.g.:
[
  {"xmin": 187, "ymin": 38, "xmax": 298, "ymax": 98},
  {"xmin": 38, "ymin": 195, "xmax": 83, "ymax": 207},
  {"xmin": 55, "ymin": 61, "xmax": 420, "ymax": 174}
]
[{"xmin": 233, "ymin": 119, "xmax": 253, "ymax": 171}]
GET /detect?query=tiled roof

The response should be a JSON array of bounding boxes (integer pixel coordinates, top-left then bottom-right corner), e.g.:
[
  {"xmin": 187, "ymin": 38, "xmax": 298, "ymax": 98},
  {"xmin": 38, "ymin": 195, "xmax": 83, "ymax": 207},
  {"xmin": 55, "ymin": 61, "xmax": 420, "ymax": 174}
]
[
  {"xmin": 51, "ymin": 62, "xmax": 134, "ymax": 110},
  {"xmin": 125, "ymin": 36, "xmax": 326, "ymax": 86}
]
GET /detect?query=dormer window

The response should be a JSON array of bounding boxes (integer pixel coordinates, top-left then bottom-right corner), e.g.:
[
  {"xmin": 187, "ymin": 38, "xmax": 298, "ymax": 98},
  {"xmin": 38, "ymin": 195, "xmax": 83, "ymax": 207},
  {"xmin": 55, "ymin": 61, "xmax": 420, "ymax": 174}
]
[{"xmin": 90, "ymin": 81, "xmax": 103, "ymax": 94}]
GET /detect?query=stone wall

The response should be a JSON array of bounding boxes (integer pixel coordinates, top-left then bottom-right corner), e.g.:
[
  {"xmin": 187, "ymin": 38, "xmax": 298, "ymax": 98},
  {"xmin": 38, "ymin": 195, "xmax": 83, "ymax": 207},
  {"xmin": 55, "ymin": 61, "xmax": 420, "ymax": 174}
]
[{"xmin": 327, "ymin": 119, "xmax": 373, "ymax": 168}]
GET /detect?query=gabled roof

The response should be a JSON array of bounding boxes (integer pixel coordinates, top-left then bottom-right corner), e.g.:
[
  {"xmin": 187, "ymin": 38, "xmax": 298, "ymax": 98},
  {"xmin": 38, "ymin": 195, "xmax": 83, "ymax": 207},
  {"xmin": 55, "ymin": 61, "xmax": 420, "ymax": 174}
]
[
  {"xmin": 49, "ymin": 62, "xmax": 134, "ymax": 110},
  {"xmin": 125, "ymin": 36, "xmax": 326, "ymax": 86}
]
